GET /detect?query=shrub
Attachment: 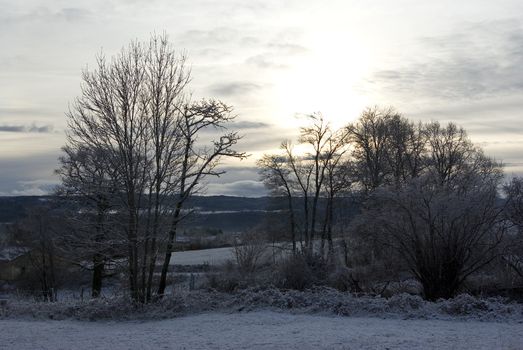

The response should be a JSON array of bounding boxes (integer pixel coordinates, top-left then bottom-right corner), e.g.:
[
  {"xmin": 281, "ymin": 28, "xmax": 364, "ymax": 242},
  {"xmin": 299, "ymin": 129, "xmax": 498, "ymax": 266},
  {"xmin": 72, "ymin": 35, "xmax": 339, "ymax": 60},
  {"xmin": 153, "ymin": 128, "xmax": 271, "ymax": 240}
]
[{"xmin": 276, "ymin": 253, "xmax": 330, "ymax": 290}]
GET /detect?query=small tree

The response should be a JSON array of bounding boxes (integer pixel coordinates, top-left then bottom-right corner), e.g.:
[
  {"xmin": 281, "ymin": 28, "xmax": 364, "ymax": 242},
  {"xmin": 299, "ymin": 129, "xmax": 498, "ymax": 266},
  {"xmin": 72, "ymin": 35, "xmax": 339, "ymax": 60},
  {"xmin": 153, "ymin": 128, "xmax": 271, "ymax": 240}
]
[
  {"xmin": 13, "ymin": 205, "xmax": 60, "ymax": 301},
  {"xmin": 233, "ymin": 230, "xmax": 267, "ymax": 274},
  {"xmin": 55, "ymin": 145, "xmax": 120, "ymax": 298},
  {"xmin": 257, "ymin": 154, "xmax": 297, "ymax": 253}
]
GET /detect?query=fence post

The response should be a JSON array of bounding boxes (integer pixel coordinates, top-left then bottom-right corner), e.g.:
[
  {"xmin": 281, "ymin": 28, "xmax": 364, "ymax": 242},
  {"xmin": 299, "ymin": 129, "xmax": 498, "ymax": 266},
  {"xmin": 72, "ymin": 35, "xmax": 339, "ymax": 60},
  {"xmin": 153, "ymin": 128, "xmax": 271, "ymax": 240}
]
[{"xmin": 190, "ymin": 273, "xmax": 195, "ymax": 291}]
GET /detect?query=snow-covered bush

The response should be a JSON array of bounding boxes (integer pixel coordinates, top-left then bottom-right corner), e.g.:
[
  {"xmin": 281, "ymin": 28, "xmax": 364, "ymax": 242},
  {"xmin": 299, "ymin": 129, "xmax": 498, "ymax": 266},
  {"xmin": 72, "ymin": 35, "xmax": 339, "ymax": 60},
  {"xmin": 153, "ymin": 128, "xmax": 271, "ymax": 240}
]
[{"xmin": 2, "ymin": 287, "xmax": 522, "ymax": 322}]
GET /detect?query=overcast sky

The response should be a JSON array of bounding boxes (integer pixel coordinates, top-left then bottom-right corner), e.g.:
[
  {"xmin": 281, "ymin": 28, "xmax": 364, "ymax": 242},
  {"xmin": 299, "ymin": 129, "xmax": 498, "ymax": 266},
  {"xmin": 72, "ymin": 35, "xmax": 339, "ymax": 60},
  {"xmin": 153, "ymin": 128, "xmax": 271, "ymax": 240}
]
[{"xmin": 1, "ymin": 0, "xmax": 522, "ymax": 196}]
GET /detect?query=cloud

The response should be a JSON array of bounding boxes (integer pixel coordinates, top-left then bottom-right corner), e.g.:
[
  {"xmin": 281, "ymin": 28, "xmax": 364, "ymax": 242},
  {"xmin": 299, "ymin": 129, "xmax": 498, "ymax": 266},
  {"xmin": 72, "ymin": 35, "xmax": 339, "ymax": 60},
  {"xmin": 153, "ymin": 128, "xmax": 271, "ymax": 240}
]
[
  {"xmin": 368, "ymin": 19, "xmax": 523, "ymax": 100},
  {"xmin": 245, "ymin": 42, "xmax": 307, "ymax": 69},
  {"xmin": 206, "ymin": 180, "xmax": 267, "ymax": 197},
  {"xmin": 1, "ymin": 6, "xmax": 92, "ymax": 25},
  {"xmin": 209, "ymin": 166, "xmax": 261, "ymax": 184},
  {"xmin": 178, "ymin": 27, "xmax": 239, "ymax": 45},
  {"xmin": 0, "ymin": 123, "xmax": 54, "ymax": 133},
  {"xmin": 246, "ymin": 54, "xmax": 289, "ymax": 69},
  {"xmin": 208, "ymin": 82, "xmax": 263, "ymax": 97},
  {"xmin": 231, "ymin": 121, "xmax": 271, "ymax": 129},
  {"xmin": 7, "ymin": 180, "xmax": 58, "ymax": 196},
  {"xmin": 267, "ymin": 42, "xmax": 308, "ymax": 55},
  {"xmin": 0, "ymin": 152, "xmax": 60, "ymax": 196}
]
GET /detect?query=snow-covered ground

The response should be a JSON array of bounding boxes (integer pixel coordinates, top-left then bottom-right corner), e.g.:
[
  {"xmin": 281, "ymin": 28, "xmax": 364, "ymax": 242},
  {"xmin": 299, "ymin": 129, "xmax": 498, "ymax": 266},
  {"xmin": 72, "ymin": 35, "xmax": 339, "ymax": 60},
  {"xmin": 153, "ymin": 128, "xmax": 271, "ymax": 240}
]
[
  {"xmin": 171, "ymin": 246, "xmax": 235, "ymax": 265},
  {"xmin": 1, "ymin": 311, "xmax": 522, "ymax": 349},
  {"xmin": 171, "ymin": 243, "xmax": 291, "ymax": 266}
]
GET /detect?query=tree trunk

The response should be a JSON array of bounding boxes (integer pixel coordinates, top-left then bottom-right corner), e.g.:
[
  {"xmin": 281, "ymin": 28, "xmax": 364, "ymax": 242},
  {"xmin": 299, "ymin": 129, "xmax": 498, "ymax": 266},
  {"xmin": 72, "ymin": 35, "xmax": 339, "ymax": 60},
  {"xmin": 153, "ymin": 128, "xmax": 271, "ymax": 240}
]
[
  {"xmin": 91, "ymin": 253, "xmax": 104, "ymax": 298},
  {"xmin": 157, "ymin": 203, "xmax": 182, "ymax": 296}
]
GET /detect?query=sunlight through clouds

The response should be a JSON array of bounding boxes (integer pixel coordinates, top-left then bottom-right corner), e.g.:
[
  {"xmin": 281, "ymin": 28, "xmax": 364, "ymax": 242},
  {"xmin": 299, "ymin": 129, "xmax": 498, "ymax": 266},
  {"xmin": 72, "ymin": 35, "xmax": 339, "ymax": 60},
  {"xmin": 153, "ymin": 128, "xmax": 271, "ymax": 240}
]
[{"xmin": 1, "ymin": 0, "xmax": 523, "ymax": 195}]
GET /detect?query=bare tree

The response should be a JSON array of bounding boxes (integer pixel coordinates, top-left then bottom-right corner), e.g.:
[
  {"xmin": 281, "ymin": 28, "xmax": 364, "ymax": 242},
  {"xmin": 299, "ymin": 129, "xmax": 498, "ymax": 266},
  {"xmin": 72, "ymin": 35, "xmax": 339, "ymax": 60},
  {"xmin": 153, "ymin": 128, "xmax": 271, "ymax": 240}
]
[
  {"xmin": 321, "ymin": 149, "xmax": 352, "ymax": 258},
  {"xmin": 140, "ymin": 35, "xmax": 189, "ymax": 302},
  {"xmin": 66, "ymin": 39, "xmax": 151, "ymax": 301},
  {"xmin": 156, "ymin": 99, "xmax": 246, "ymax": 296},
  {"xmin": 259, "ymin": 114, "xmax": 350, "ymax": 255},
  {"xmin": 424, "ymin": 122, "xmax": 477, "ymax": 185},
  {"xmin": 233, "ymin": 230, "xmax": 267, "ymax": 274},
  {"xmin": 257, "ymin": 154, "xmax": 298, "ymax": 253},
  {"xmin": 55, "ymin": 145, "xmax": 119, "ymax": 297},
  {"xmin": 363, "ymin": 168, "xmax": 505, "ymax": 300},
  {"xmin": 347, "ymin": 107, "xmax": 395, "ymax": 192},
  {"xmin": 384, "ymin": 116, "xmax": 426, "ymax": 185},
  {"xmin": 352, "ymin": 120, "xmax": 506, "ymax": 300},
  {"xmin": 63, "ymin": 34, "xmax": 244, "ymax": 302},
  {"xmin": 347, "ymin": 107, "xmax": 426, "ymax": 192},
  {"xmin": 13, "ymin": 206, "xmax": 60, "ymax": 301},
  {"xmin": 299, "ymin": 115, "xmax": 345, "ymax": 252}
]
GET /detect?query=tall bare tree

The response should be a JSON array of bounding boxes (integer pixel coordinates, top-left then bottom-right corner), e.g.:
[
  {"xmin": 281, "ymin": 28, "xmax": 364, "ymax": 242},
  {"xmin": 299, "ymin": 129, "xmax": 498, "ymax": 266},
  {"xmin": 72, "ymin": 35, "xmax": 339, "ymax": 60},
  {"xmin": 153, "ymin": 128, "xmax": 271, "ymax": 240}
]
[
  {"xmin": 64, "ymin": 34, "xmax": 243, "ymax": 301},
  {"xmin": 259, "ymin": 114, "xmax": 349, "ymax": 254},
  {"xmin": 258, "ymin": 154, "xmax": 298, "ymax": 253},
  {"xmin": 66, "ymin": 38, "xmax": 151, "ymax": 301},
  {"xmin": 156, "ymin": 99, "xmax": 245, "ymax": 296}
]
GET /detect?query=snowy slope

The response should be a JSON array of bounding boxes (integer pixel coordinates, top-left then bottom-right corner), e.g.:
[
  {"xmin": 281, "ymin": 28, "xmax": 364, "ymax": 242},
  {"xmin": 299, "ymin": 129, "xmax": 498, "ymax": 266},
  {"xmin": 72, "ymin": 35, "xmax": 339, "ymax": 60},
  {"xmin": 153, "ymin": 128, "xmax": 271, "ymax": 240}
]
[{"xmin": 1, "ymin": 311, "xmax": 522, "ymax": 350}]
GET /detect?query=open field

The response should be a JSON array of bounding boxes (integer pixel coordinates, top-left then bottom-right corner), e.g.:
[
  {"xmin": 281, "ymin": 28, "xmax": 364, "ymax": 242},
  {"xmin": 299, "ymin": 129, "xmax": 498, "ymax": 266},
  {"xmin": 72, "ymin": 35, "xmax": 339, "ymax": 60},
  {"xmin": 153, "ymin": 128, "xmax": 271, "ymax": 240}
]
[
  {"xmin": 171, "ymin": 246, "xmax": 235, "ymax": 266},
  {"xmin": 1, "ymin": 311, "xmax": 522, "ymax": 350}
]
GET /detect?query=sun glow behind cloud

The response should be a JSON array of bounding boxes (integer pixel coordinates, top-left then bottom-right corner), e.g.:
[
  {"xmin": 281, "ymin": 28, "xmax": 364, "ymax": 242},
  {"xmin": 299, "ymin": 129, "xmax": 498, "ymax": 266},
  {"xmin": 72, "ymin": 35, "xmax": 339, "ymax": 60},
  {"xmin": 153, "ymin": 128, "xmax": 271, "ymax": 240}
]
[
  {"xmin": 273, "ymin": 28, "xmax": 373, "ymax": 130},
  {"xmin": 1, "ymin": 0, "xmax": 523, "ymax": 195}
]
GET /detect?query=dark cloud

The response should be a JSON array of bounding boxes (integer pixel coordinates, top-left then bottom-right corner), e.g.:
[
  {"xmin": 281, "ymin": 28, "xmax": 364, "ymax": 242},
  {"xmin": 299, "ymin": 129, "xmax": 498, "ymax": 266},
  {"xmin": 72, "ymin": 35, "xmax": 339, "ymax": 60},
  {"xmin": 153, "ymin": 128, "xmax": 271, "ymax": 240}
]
[
  {"xmin": 246, "ymin": 54, "xmax": 288, "ymax": 69},
  {"xmin": 368, "ymin": 20, "xmax": 523, "ymax": 100},
  {"xmin": 206, "ymin": 180, "xmax": 267, "ymax": 197},
  {"xmin": 209, "ymin": 166, "xmax": 261, "ymax": 184},
  {"xmin": 231, "ymin": 121, "xmax": 271, "ymax": 129},
  {"xmin": 235, "ymin": 129, "xmax": 297, "ymax": 152},
  {"xmin": 208, "ymin": 82, "xmax": 263, "ymax": 97},
  {"xmin": 405, "ymin": 95, "xmax": 523, "ymax": 139},
  {"xmin": 0, "ymin": 124, "xmax": 54, "ymax": 133}
]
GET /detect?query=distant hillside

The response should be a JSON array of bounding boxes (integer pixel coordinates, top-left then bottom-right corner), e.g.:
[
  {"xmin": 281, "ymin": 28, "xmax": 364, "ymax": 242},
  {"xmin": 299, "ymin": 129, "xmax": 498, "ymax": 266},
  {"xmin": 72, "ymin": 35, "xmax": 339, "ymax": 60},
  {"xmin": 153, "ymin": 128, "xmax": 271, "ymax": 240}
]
[
  {"xmin": 0, "ymin": 196, "xmax": 55, "ymax": 223},
  {"xmin": 0, "ymin": 195, "xmax": 287, "ymax": 233},
  {"xmin": 0, "ymin": 195, "xmax": 359, "ymax": 234}
]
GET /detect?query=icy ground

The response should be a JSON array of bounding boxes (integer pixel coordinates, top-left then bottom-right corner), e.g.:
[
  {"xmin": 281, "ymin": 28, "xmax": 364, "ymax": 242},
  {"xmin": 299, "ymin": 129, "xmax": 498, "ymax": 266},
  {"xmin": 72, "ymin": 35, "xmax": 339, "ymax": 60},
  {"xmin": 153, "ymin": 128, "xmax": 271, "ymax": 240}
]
[{"xmin": 1, "ymin": 311, "xmax": 522, "ymax": 349}]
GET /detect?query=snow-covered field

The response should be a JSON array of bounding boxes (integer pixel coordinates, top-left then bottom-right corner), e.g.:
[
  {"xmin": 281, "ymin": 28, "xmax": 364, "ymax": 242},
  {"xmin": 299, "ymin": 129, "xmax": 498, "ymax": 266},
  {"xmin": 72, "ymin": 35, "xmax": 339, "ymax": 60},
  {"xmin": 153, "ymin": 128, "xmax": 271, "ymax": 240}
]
[
  {"xmin": 2, "ymin": 287, "xmax": 523, "ymax": 349},
  {"xmin": 171, "ymin": 246, "xmax": 235, "ymax": 265},
  {"xmin": 1, "ymin": 311, "xmax": 522, "ymax": 349},
  {"xmin": 170, "ymin": 243, "xmax": 292, "ymax": 266}
]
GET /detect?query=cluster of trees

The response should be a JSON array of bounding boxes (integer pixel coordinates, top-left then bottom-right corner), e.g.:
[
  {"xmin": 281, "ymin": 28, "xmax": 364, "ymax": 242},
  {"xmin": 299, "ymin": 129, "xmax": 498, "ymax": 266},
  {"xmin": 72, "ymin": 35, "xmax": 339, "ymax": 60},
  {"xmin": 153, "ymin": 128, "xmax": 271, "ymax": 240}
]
[
  {"xmin": 4, "ymin": 35, "xmax": 522, "ymax": 303},
  {"xmin": 52, "ymin": 35, "xmax": 244, "ymax": 302},
  {"xmin": 258, "ymin": 107, "xmax": 522, "ymax": 300}
]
